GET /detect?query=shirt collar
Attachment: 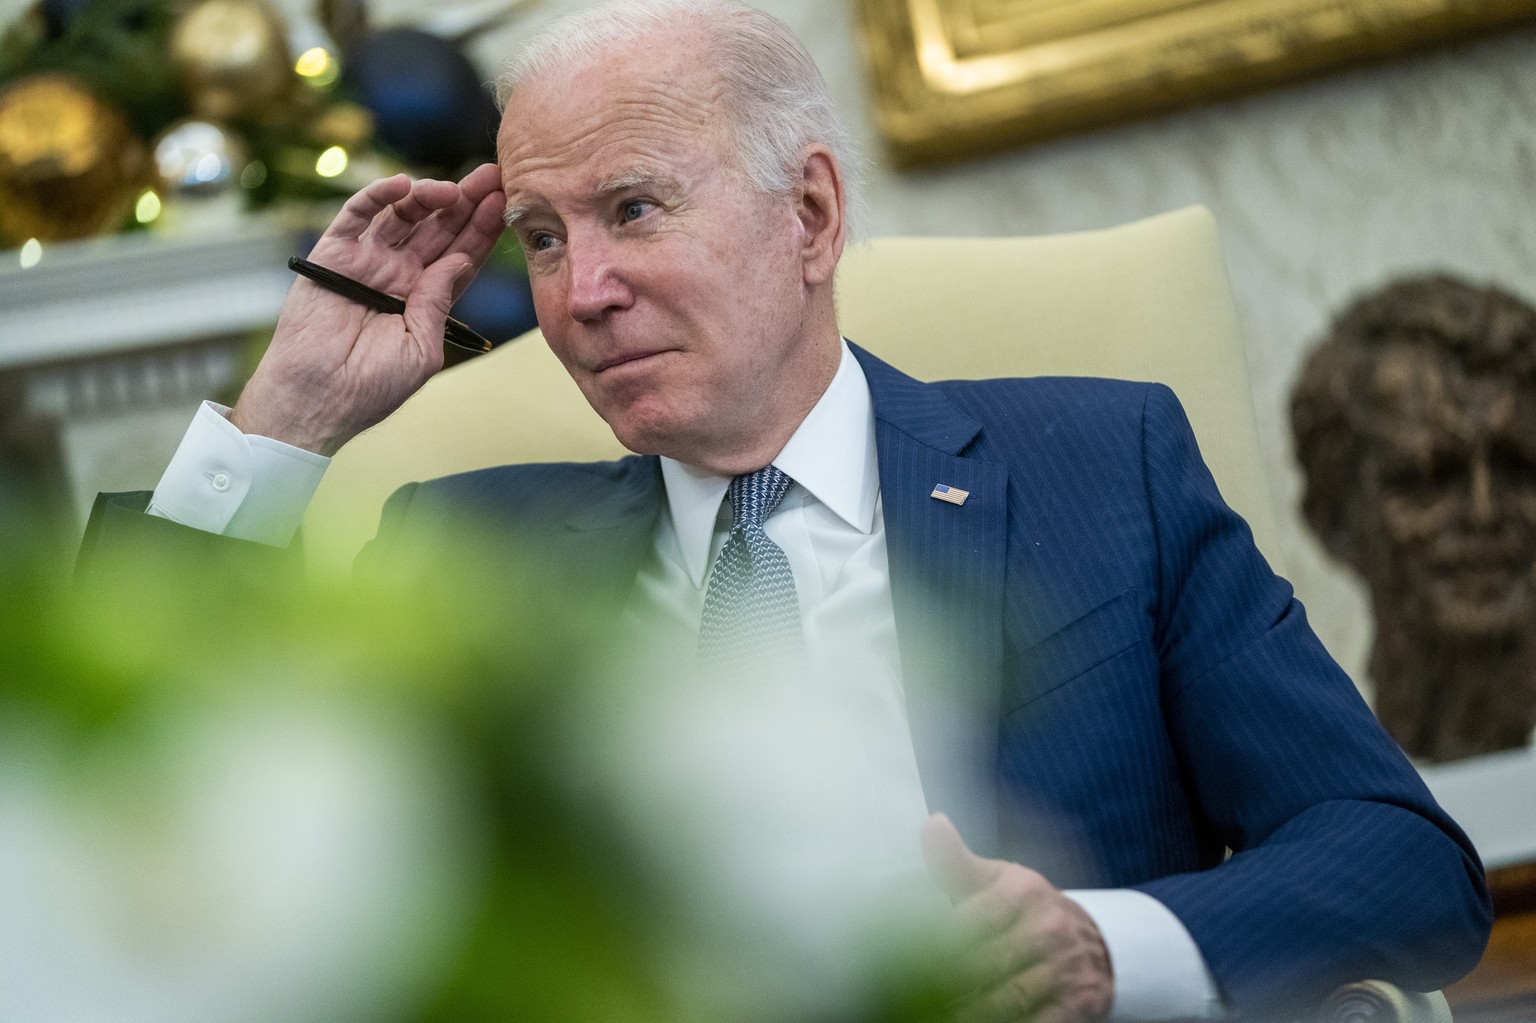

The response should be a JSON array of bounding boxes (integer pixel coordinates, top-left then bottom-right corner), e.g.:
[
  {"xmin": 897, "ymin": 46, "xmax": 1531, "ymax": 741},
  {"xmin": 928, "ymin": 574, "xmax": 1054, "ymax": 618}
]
[{"xmin": 658, "ymin": 340, "xmax": 880, "ymax": 587}]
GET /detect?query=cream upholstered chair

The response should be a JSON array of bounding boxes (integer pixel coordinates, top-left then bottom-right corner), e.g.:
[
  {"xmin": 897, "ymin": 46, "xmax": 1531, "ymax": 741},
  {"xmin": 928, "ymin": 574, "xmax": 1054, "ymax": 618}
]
[
  {"xmin": 305, "ymin": 207, "xmax": 1454, "ymax": 1022},
  {"xmin": 305, "ymin": 205, "xmax": 1281, "ymax": 573}
]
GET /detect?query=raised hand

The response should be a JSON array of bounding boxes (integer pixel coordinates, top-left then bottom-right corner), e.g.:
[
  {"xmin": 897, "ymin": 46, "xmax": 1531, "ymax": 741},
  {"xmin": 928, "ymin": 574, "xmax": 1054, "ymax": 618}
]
[
  {"xmin": 921, "ymin": 814, "xmax": 1114, "ymax": 1023},
  {"xmin": 231, "ymin": 163, "xmax": 507, "ymax": 455}
]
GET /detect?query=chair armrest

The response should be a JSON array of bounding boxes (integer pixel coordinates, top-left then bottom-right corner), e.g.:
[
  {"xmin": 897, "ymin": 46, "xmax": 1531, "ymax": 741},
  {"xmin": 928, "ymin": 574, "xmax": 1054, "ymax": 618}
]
[{"xmin": 1317, "ymin": 981, "xmax": 1452, "ymax": 1023}]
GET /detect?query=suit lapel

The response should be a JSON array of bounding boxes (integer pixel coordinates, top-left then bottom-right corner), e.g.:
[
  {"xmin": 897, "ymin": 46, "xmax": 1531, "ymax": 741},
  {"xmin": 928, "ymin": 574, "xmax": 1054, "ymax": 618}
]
[{"xmin": 853, "ymin": 345, "xmax": 1009, "ymax": 857}]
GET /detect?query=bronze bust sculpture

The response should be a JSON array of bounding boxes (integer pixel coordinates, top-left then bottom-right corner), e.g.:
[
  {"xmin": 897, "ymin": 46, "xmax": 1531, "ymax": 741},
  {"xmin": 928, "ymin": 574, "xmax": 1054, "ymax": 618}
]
[{"xmin": 1292, "ymin": 275, "xmax": 1536, "ymax": 762}]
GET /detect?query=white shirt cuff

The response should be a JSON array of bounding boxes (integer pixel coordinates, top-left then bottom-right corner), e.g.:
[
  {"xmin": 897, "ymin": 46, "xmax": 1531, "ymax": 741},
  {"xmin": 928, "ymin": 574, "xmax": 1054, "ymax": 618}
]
[
  {"xmin": 147, "ymin": 401, "xmax": 330, "ymax": 547},
  {"xmin": 1065, "ymin": 889, "xmax": 1225, "ymax": 1021}
]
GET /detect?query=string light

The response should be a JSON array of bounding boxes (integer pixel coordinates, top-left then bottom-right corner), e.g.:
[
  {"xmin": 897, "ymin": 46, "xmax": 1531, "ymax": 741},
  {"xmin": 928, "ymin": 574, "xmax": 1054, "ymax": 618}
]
[
  {"xmin": 134, "ymin": 190, "xmax": 163, "ymax": 224},
  {"xmin": 315, "ymin": 146, "xmax": 349, "ymax": 178},
  {"xmin": 294, "ymin": 47, "xmax": 340, "ymax": 88}
]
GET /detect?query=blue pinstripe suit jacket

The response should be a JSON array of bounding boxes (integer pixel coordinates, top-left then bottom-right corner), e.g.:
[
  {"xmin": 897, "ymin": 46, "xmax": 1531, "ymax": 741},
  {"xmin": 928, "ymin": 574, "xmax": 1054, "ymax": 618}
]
[{"xmin": 358, "ymin": 344, "xmax": 1491, "ymax": 1016}]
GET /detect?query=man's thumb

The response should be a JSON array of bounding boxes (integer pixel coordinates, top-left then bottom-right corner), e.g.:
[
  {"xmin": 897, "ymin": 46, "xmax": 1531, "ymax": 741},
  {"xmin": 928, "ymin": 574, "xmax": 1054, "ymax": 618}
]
[{"xmin": 920, "ymin": 812, "xmax": 998, "ymax": 904}]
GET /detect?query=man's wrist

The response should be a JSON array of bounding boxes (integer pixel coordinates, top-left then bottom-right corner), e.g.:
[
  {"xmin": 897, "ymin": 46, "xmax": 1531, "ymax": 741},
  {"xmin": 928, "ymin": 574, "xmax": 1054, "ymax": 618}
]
[
  {"xmin": 229, "ymin": 388, "xmax": 342, "ymax": 458},
  {"xmin": 1064, "ymin": 889, "xmax": 1225, "ymax": 1021}
]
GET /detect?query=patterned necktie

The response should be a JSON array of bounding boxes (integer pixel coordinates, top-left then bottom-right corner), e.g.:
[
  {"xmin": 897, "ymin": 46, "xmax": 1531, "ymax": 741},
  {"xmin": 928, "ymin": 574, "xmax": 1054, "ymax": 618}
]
[{"xmin": 697, "ymin": 465, "xmax": 803, "ymax": 669}]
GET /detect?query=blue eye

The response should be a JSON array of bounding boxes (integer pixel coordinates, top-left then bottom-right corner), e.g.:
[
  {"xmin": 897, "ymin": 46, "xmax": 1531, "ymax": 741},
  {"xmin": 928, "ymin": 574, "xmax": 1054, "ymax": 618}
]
[
  {"xmin": 621, "ymin": 200, "xmax": 652, "ymax": 223},
  {"xmin": 531, "ymin": 233, "xmax": 557, "ymax": 251}
]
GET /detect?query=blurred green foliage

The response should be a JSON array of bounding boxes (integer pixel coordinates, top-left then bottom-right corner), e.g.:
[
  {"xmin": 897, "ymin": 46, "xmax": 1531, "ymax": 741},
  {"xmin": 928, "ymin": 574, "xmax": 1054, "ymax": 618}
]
[{"xmin": 0, "ymin": 492, "xmax": 958, "ymax": 1023}]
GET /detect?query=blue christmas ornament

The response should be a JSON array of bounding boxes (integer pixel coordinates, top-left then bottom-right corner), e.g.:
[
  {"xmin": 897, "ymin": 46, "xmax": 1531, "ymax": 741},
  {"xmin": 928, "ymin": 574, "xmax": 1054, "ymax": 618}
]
[
  {"xmin": 341, "ymin": 27, "xmax": 499, "ymax": 172},
  {"xmin": 451, "ymin": 262, "xmax": 537, "ymax": 347}
]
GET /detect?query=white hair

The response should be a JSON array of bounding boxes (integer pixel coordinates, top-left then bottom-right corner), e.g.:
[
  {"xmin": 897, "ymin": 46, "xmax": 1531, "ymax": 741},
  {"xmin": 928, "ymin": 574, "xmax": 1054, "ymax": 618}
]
[{"xmin": 495, "ymin": 0, "xmax": 863, "ymax": 237}]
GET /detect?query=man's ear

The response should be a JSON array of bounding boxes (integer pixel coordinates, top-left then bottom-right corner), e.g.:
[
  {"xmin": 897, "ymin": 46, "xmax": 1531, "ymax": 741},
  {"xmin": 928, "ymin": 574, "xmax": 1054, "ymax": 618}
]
[{"xmin": 795, "ymin": 147, "xmax": 845, "ymax": 287}]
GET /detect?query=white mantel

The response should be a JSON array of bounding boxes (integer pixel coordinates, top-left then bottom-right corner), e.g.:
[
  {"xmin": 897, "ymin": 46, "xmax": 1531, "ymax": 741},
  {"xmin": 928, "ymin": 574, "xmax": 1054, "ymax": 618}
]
[{"xmin": 0, "ymin": 224, "xmax": 300, "ymax": 525}]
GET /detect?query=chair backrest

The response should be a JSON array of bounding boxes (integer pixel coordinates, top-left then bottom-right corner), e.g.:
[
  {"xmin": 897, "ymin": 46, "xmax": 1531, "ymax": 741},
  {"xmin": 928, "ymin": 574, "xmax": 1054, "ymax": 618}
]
[{"xmin": 305, "ymin": 205, "xmax": 1282, "ymax": 575}]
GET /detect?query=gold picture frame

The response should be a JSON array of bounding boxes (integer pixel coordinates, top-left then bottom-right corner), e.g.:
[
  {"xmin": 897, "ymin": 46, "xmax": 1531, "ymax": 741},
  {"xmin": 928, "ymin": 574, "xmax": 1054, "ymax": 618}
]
[{"xmin": 855, "ymin": 0, "xmax": 1536, "ymax": 166}]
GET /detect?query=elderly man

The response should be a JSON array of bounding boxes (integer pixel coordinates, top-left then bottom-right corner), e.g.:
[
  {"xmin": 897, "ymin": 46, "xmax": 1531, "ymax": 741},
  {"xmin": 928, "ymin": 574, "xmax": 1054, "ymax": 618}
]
[{"xmin": 85, "ymin": 1, "xmax": 1488, "ymax": 1019}]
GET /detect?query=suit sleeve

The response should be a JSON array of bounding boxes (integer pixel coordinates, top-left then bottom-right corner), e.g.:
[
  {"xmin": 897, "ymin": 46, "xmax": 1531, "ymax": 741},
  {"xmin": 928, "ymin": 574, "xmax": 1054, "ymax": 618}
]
[
  {"xmin": 75, "ymin": 490, "xmax": 302, "ymax": 592},
  {"xmin": 1127, "ymin": 385, "xmax": 1490, "ymax": 1016}
]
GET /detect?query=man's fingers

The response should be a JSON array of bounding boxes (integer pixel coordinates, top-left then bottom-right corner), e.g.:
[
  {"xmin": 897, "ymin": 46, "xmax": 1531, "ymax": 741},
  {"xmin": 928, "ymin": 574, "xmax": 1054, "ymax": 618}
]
[
  {"xmin": 395, "ymin": 181, "xmax": 506, "ymax": 267},
  {"xmin": 949, "ymin": 922, "xmax": 1045, "ymax": 996},
  {"xmin": 365, "ymin": 178, "xmax": 468, "ymax": 249},
  {"xmin": 457, "ymin": 161, "xmax": 503, "ymax": 201},
  {"xmin": 324, "ymin": 173, "xmax": 416, "ymax": 242},
  {"xmin": 401, "ymin": 257, "xmax": 474, "ymax": 364},
  {"xmin": 311, "ymin": 168, "xmax": 505, "ymax": 290},
  {"xmin": 444, "ymin": 191, "xmax": 509, "ymax": 302},
  {"xmin": 365, "ymin": 192, "xmax": 437, "ymax": 248},
  {"xmin": 951, "ymin": 959, "xmax": 1058, "ymax": 1023},
  {"xmin": 922, "ymin": 813, "xmax": 1004, "ymax": 905},
  {"xmin": 921, "ymin": 815, "xmax": 1112, "ymax": 1023},
  {"xmin": 948, "ymin": 918, "xmax": 1113, "ymax": 1023}
]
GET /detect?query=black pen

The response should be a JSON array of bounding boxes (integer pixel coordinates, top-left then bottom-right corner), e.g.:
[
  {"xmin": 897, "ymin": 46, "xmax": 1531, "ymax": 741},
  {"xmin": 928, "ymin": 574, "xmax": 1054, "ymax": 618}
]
[{"xmin": 288, "ymin": 256, "xmax": 493, "ymax": 363}]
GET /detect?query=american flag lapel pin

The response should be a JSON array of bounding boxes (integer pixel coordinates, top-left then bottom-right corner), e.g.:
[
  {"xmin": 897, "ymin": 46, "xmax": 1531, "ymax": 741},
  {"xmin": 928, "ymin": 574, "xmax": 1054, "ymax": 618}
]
[{"xmin": 930, "ymin": 483, "xmax": 970, "ymax": 506}]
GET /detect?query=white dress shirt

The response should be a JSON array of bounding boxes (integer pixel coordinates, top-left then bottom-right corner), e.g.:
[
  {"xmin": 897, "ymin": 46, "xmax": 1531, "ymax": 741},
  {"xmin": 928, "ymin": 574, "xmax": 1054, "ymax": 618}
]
[
  {"xmin": 148, "ymin": 341, "xmax": 1223, "ymax": 1020},
  {"xmin": 148, "ymin": 400, "xmax": 328, "ymax": 545}
]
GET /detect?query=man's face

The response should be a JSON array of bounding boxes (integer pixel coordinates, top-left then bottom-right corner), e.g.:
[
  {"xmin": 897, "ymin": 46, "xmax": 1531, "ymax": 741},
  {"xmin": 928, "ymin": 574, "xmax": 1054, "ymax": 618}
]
[
  {"xmin": 1358, "ymin": 346, "xmax": 1536, "ymax": 636},
  {"xmin": 496, "ymin": 35, "xmax": 828, "ymax": 471}
]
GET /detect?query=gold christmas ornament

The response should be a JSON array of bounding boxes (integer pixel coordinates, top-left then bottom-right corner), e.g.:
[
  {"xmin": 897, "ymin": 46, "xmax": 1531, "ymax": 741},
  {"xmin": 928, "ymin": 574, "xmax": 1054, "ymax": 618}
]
[
  {"xmin": 0, "ymin": 73, "xmax": 147, "ymax": 244},
  {"xmin": 152, "ymin": 119, "xmax": 250, "ymax": 199},
  {"xmin": 170, "ymin": 0, "xmax": 294, "ymax": 121}
]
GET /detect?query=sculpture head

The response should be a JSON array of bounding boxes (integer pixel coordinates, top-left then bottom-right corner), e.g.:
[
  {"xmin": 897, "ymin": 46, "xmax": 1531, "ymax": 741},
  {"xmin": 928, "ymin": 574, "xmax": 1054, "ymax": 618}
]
[{"xmin": 1292, "ymin": 276, "xmax": 1536, "ymax": 639}]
